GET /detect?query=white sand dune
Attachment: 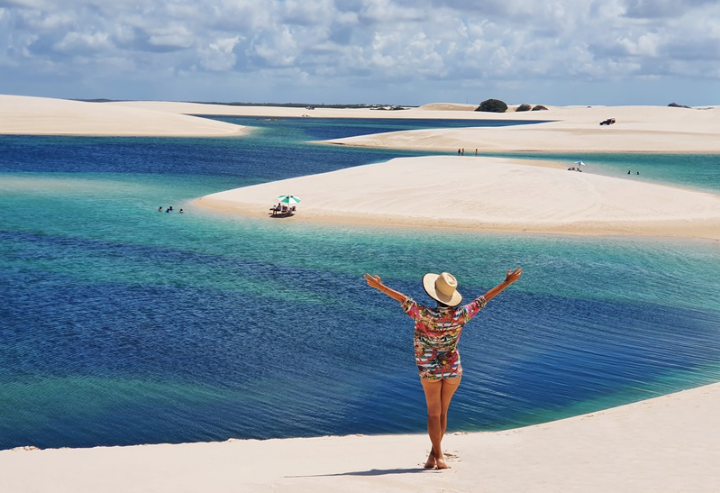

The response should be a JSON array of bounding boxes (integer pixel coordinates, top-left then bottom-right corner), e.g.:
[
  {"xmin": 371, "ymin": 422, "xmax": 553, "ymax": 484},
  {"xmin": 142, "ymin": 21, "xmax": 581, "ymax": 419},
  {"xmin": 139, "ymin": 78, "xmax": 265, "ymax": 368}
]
[
  {"xmin": 0, "ymin": 95, "xmax": 247, "ymax": 136},
  {"xmin": 196, "ymin": 156, "xmax": 720, "ymax": 240},
  {"xmin": 417, "ymin": 102, "xmax": 478, "ymax": 111},
  {"xmin": 110, "ymin": 100, "xmax": 499, "ymax": 119},
  {"xmin": 111, "ymin": 100, "xmax": 720, "ymax": 153},
  {"xmin": 2, "ymin": 382, "xmax": 718, "ymax": 493},
  {"xmin": 5, "ymin": 96, "xmax": 719, "ymax": 153},
  {"xmin": 326, "ymin": 105, "xmax": 720, "ymax": 153}
]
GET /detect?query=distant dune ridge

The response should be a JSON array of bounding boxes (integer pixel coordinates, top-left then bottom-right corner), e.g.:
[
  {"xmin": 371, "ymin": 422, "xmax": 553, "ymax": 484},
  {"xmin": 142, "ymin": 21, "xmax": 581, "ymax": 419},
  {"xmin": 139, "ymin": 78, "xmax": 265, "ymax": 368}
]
[
  {"xmin": 0, "ymin": 95, "xmax": 248, "ymax": 136},
  {"xmin": 326, "ymin": 105, "xmax": 720, "ymax": 153},
  {"xmin": 4, "ymin": 96, "xmax": 717, "ymax": 152},
  {"xmin": 418, "ymin": 102, "xmax": 478, "ymax": 111}
]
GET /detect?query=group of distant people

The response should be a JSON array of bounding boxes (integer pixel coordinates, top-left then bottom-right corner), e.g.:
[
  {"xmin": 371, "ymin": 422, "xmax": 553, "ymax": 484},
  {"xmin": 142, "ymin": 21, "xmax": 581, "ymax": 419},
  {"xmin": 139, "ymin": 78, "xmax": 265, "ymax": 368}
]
[
  {"xmin": 628, "ymin": 170, "xmax": 640, "ymax": 175},
  {"xmin": 456, "ymin": 148, "xmax": 479, "ymax": 156},
  {"xmin": 158, "ymin": 206, "xmax": 184, "ymax": 213},
  {"xmin": 269, "ymin": 203, "xmax": 296, "ymax": 216}
]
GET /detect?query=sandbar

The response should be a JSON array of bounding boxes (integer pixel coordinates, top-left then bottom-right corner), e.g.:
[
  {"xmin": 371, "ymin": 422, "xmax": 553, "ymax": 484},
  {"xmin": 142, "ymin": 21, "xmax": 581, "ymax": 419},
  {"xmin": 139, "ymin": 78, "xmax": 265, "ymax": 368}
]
[
  {"xmin": 324, "ymin": 105, "xmax": 720, "ymax": 153},
  {"xmin": 2, "ymin": 382, "xmax": 718, "ymax": 493},
  {"xmin": 108, "ymin": 100, "xmax": 524, "ymax": 119},
  {"xmin": 111, "ymin": 101, "xmax": 720, "ymax": 154},
  {"xmin": 5, "ymin": 97, "xmax": 719, "ymax": 155},
  {"xmin": 0, "ymin": 95, "xmax": 247, "ymax": 137},
  {"xmin": 196, "ymin": 156, "xmax": 720, "ymax": 240}
]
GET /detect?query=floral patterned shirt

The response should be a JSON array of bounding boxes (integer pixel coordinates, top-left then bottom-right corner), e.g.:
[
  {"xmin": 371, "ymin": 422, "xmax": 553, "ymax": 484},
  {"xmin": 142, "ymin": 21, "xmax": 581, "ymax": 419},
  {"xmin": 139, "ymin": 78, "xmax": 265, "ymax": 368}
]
[{"xmin": 401, "ymin": 296, "xmax": 487, "ymax": 380}]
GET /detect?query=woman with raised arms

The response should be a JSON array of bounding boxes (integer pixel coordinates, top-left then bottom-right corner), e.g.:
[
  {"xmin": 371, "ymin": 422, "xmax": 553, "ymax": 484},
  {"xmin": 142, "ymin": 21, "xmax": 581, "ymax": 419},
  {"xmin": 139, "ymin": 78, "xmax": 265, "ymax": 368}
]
[{"xmin": 364, "ymin": 268, "xmax": 522, "ymax": 469}]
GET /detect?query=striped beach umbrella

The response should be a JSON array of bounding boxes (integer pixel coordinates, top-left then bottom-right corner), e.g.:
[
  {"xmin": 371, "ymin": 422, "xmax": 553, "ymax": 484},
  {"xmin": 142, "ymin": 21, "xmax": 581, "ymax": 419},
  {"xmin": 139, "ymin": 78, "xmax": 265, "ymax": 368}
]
[
  {"xmin": 278, "ymin": 194, "xmax": 301, "ymax": 204},
  {"xmin": 575, "ymin": 160, "xmax": 587, "ymax": 166}
]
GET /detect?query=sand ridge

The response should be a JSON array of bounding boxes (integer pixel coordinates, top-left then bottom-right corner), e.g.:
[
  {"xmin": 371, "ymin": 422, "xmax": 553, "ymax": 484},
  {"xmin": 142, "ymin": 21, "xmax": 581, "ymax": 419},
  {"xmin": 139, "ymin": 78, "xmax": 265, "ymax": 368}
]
[
  {"xmin": 0, "ymin": 95, "xmax": 248, "ymax": 137},
  {"xmin": 196, "ymin": 156, "xmax": 720, "ymax": 240},
  {"xmin": 2, "ymin": 382, "xmax": 718, "ymax": 493},
  {"xmin": 325, "ymin": 105, "xmax": 720, "ymax": 153}
]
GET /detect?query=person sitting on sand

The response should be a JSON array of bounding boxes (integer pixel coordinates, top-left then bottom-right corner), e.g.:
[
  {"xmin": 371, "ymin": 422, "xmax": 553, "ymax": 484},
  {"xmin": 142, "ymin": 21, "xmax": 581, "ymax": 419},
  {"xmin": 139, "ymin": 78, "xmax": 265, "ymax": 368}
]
[{"xmin": 364, "ymin": 268, "xmax": 522, "ymax": 470}]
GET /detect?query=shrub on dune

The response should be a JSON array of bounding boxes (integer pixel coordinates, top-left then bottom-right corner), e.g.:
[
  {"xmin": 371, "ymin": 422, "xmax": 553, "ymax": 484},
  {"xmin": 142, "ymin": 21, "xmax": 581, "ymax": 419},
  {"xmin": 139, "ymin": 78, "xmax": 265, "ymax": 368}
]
[{"xmin": 475, "ymin": 99, "xmax": 508, "ymax": 113}]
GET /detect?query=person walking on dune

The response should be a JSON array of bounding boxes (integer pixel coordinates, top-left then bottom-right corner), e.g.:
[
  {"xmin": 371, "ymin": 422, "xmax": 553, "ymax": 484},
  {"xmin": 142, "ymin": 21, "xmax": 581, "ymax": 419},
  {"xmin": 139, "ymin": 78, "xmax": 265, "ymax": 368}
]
[{"xmin": 364, "ymin": 268, "xmax": 522, "ymax": 469}]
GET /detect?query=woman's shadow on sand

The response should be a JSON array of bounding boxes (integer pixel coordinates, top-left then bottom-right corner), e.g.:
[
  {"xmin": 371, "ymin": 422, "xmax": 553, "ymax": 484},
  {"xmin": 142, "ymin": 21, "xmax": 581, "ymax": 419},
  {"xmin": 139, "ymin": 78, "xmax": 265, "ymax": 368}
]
[{"xmin": 287, "ymin": 467, "xmax": 439, "ymax": 478}]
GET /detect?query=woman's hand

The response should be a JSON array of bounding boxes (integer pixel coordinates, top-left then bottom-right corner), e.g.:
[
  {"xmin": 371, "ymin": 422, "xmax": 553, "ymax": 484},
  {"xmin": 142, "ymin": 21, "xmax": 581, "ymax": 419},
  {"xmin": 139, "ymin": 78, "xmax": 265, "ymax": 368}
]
[
  {"xmin": 364, "ymin": 274, "xmax": 407, "ymax": 302},
  {"xmin": 505, "ymin": 267, "xmax": 523, "ymax": 284},
  {"xmin": 483, "ymin": 267, "xmax": 522, "ymax": 302},
  {"xmin": 364, "ymin": 273, "xmax": 383, "ymax": 290}
]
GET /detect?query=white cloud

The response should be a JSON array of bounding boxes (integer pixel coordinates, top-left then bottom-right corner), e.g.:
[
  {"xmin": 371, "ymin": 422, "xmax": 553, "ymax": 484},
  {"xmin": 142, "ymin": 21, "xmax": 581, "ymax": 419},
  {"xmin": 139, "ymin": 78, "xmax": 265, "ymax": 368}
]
[
  {"xmin": 198, "ymin": 35, "xmax": 239, "ymax": 71},
  {"xmin": 18, "ymin": 10, "xmax": 75, "ymax": 30},
  {"xmin": 53, "ymin": 31, "xmax": 113, "ymax": 53},
  {"xmin": 146, "ymin": 24, "xmax": 195, "ymax": 50},
  {"xmin": 249, "ymin": 26, "xmax": 299, "ymax": 67},
  {"xmin": 0, "ymin": 0, "xmax": 718, "ymax": 104}
]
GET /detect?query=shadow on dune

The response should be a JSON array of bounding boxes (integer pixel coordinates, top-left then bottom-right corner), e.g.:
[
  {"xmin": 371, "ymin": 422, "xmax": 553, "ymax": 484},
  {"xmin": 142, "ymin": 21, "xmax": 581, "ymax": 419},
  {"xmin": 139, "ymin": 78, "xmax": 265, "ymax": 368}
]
[{"xmin": 287, "ymin": 467, "xmax": 435, "ymax": 478}]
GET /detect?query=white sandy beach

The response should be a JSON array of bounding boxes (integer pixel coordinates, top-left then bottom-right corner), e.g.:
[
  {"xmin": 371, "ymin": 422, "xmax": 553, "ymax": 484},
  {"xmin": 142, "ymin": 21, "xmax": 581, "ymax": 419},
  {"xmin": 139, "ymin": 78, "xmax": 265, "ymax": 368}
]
[
  {"xmin": 2, "ymin": 382, "xmax": 719, "ymax": 493},
  {"xmin": 324, "ymin": 105, "xmax": 720, "ymax": 153},
  {"xmin": 0, "ymin": 95, "xmax": 248, "ymax": 137},
  {"xmin": 109, "ymin": 100, "xmax": 500, "ymax": 119},
  {"xmin": 197, "ymin": 155, "xmax": 720, "ymax": 240},
  {"xmin": 112, "ymin": 100, "xmax": 720, "ymax": 153},
  {"xmin": 4, "ymin": 95, "xmax": 719, "ymax": 153},
  {"xmin": 112, "ymin": 100, "xmax": 720, "ymax": 154}
]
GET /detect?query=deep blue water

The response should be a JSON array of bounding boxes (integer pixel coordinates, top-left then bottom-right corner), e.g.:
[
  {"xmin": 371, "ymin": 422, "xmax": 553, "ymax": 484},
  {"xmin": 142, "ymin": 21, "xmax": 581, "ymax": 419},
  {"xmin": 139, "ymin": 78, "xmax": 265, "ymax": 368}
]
[{"xmin": 1, "ymin": 117, "xmax": 719, "ymax": 450}]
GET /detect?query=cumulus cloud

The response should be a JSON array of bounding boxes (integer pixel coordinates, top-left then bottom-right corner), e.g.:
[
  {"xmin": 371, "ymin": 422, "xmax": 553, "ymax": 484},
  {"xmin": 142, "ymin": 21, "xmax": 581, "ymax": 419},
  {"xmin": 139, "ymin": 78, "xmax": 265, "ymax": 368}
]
[
  {"xmin": 53, "ymin": 31, "xmax": 113, "ymax": 54},
  {"xmin": 0, "ymin": 0, "xmax": 719, "ymax": 103},
  {"xmin": 622, "ymin": 0, "xmax": 718, "ymax": 19},
  {"xmin": 145, "ymin": 24, "xmax": 195, "ymax": 51},
  {"xmin": 198, "ymin": 36, "xmax": 239, "ymax": 71}
]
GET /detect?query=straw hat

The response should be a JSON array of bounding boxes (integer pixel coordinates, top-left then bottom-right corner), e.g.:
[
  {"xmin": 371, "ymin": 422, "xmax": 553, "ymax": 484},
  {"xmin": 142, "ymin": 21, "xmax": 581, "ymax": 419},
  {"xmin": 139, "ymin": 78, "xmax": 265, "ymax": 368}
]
[{"xmin": 423, "ymin": 272, "xmax": 462, "ymax": 307}]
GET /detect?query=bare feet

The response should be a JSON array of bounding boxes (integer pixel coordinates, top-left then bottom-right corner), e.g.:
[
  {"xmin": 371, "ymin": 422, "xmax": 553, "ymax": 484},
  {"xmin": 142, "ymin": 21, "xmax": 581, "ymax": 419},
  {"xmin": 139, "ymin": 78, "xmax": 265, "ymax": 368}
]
[
  {"xmin": 424, "ymin": 449, "xmax": 451, "ymax": 470},
  {"xmin": 424, "ymin": 450, "xmax": 436, "ymax": 469},
  {"xmin": 435, "ymin": 455, "xmax": 450, "ymax": 469}
]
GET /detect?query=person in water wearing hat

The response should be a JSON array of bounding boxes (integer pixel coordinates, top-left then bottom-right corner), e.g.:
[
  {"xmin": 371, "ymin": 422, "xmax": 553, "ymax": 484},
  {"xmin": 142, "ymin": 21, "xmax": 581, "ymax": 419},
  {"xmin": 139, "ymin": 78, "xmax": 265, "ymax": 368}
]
[{"xmin": 364, "ymin": 268, "xmax": 522, "ymax": 469}]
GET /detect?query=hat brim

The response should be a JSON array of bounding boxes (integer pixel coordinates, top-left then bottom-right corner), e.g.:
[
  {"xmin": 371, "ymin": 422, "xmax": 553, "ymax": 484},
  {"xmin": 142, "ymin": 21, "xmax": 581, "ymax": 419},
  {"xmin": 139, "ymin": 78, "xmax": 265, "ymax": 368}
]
[{"xmin": 422, "ymin": 273, "xmax": 463, "ymax": 307}]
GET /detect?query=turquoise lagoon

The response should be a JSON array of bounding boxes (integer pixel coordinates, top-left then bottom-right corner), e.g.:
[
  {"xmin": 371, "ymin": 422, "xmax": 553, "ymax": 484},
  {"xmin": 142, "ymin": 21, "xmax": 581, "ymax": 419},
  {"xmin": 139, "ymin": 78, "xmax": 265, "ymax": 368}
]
[{"xmin": 1, "ymin": 117, "xmax": 719, "ymax": 450}]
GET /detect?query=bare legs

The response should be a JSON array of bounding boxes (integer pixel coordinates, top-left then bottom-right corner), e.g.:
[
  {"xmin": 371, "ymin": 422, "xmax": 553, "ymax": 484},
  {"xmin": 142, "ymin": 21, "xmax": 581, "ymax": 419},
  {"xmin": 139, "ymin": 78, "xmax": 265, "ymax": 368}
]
[{"xmin": 421, "ymin": 376, "xmax": 461, "ymax": 469}]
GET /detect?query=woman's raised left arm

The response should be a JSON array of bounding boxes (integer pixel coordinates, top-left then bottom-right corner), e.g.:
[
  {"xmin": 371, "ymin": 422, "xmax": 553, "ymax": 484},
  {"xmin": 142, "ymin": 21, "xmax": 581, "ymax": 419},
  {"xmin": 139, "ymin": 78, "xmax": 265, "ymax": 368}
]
[
  {"xmin": 483, "ymin": 267, "xmax": 522, "ymax": 302},
  {"xmin": 364, "ymin": 274, "xmax": 407, "ymax": 302}
]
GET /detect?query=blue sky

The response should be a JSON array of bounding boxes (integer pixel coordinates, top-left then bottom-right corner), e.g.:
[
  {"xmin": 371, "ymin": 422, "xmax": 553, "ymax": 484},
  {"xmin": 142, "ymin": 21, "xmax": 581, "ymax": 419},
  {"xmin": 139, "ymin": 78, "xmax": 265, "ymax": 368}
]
[{"xmin": 1, "ymin": 0, "xmax": 718, "ymax": 105}]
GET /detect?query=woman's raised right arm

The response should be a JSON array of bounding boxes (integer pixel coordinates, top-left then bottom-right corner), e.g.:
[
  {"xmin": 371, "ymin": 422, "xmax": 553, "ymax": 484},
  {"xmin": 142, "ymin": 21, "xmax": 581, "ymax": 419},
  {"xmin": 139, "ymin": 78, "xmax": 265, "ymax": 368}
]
[{"xmin": 364, "ymin": 274, "xmax": 407, "ymax": 302}]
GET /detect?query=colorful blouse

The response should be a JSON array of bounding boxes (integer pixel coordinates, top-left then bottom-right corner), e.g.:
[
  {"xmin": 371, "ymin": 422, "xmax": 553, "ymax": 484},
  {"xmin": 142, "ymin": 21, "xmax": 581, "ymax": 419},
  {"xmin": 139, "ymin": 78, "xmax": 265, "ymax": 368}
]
[{"xmin": 401, "ymin": 296, "xmax": 487, "ymax": 380}]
